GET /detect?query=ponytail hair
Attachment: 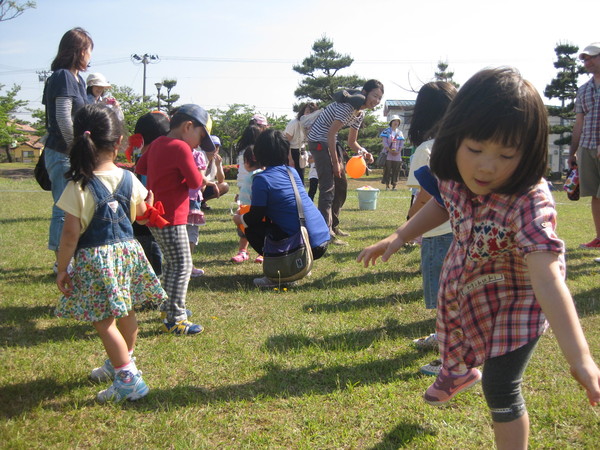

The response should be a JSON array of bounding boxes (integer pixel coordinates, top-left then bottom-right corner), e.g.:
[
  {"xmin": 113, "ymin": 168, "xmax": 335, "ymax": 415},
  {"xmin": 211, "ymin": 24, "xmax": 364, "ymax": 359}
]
[{"xmin": 68, "ymin": 104, "xmax": 122, "ymax": 188}]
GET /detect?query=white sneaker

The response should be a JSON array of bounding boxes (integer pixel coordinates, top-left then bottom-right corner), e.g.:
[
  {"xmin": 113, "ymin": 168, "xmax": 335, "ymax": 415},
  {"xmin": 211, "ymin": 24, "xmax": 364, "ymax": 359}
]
[
  {"xmin": 412, "ymin": 333, "xmax": 438, "ymax": 350},
  {"xmin": 419, "ymin": 359, "xmax": 443, "ymax": 376},
  {"xmin": 96, "ymin": 370, "xmax": 149, "ymax": 403}
]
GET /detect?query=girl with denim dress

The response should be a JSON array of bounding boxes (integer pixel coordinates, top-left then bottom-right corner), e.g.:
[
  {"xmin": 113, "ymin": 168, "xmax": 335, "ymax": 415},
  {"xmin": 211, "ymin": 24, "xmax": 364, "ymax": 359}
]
[
  {"xmin": 359, "ymin": 68, "xmax": 600, "ymax": 449},
  {"xmin": 55, "ymin": 104, "xmax": 168, "ymax": 403}
]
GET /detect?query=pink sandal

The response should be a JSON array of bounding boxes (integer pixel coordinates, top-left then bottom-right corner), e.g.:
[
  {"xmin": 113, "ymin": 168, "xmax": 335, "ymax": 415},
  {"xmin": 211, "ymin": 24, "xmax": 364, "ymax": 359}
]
[{"xmin": 231, "ymin": 251, "xmax": 249, "ymax": 264}]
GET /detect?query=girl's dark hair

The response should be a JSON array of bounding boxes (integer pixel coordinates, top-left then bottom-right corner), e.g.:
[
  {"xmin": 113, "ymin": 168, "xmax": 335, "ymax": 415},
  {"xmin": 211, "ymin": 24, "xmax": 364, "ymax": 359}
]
[
  {"xmin": 135, "ymin": 111, "xmax": 169, "ymax": 145},
  {"xmin": 68, "ymin": 104, "xmax": 122, "ymax": 188},
  {"xmin": 236, "ymin": 124, "xmax": 261, "ymax": 154},
  {"xmin": 51, "ymin": 27, "xmax": 94, "ymax": 71},
  {"xmin": 253, "ymin": 129, "xmax": 289, "ymax": 167},
  {"xmin": 243, "ymin": 145, "xmax": 257, "ymax": 166},
  {"xmin": 297, "ymin": 102, "xmax": 317, "ymax": 120},
  {"xmin": 408, "ymin": 81, "xmax": 457, "ymax": 147},
  {"xmin": 362, "ymin": 79, "xmax": 384, "ymax": 95},
  {"xmin": 430, "ymin": 67, "xmax": 549, "ymax": 195}
]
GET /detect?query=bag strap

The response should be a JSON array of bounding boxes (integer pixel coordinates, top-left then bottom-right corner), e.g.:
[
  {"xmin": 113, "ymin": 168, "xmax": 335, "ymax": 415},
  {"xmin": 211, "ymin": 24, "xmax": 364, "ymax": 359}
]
[{"xmin": 285, "ymin": 167, "xmax": 306, "ymax": 226}]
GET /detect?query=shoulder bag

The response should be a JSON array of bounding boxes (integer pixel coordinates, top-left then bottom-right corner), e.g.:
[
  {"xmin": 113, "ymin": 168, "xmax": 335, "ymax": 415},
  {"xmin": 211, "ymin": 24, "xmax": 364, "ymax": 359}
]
[{"xmin": 262, "ymin": 168, "xmax": 313, "ymax": 283}]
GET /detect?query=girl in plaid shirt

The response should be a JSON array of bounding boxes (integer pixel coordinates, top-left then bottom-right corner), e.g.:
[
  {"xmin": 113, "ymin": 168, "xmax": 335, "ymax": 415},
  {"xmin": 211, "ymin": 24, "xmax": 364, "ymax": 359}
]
[{"xmin": 358, "ymin": 67, "xmax": 600, "ymax": 449}]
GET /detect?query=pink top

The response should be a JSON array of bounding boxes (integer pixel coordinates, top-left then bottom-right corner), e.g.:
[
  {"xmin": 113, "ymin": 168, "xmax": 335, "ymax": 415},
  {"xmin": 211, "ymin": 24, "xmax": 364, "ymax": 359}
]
[
  {"xmin": 437, "ymin": 179, "xmax": 564, "ymax": 374},
  {"xmin": 136, "ymin": 136, "xmax": 203, "ymax": 225}
]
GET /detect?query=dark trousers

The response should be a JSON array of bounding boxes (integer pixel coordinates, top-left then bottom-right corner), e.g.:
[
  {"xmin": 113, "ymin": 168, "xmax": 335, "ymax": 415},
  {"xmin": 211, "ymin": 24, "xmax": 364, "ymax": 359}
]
[
  {"xmin": 245, "ymin": 220, "xmax": 327, "ymax": 260},
  {"xmin": 290, "ymin": 148, "xmax": 305, "ymax": 182},
  {"xmin": 308, "ymin": 177, "xmax": 319, "ymax": 201}
]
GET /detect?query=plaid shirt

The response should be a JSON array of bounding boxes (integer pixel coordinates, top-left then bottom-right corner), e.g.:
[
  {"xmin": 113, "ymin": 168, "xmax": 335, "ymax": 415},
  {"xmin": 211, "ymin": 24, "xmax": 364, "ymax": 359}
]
[
  {"xmin": 437, "ymin": 180, "xmax": 565, "ymax": 374},
  {"xmin": 575, "ymin": 78, "xmax": 600, "ymax": 149}
]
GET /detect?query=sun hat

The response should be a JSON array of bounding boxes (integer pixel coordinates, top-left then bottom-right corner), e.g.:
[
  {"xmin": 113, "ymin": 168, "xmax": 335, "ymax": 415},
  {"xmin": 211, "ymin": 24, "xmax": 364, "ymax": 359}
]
[
  {"xmin": 86, "ymin": 73, "xmax": 111, "ymax": 88},
  {"xmin": 177, "ymin": 104, "xmax": 215, "ymax": 152},
  {"xmin": 388, "ymin": 115, "xmax": 402, "ymax": 127},
  {"xmin": 579, "ymin": 43, "xmax": 600, "ymax": 59},
  {"xmin": 251, "ymin": 114, "xmax": 268, "ymax": 126}
]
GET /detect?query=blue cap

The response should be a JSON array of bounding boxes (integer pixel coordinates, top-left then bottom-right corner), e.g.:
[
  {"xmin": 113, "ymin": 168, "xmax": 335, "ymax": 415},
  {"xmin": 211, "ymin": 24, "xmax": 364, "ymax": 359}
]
[{"xmin": 177, "ymin": 104, "xmax": 215, "ymax": 152}]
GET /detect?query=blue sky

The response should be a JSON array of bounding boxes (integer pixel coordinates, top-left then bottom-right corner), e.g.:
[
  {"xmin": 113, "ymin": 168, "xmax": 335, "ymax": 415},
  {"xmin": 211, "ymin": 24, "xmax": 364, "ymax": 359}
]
[{"xmin": 0, "ymin": 0, "xmax": 596, "ymax": 122}]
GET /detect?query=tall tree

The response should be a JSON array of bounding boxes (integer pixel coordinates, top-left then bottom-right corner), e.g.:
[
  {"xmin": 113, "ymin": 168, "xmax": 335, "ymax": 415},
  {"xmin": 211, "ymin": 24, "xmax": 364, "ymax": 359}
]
[
  {"xmin": 434, "ymin": 60, "xmax": 460, "ymax": 88},
  {"xmin": 293, "ymin": 36, "xmax": 366, "ymax": 104},
  {"xmin": 544, "ymin": 42, "xmax": 583, "ymax": 173},
  {"xmin": 0, "ymin": 84, "xmax": 28, "ymax": 162},
  {"xmin": 110, "ymin": 85, "xmax": 154, "ymax": 135},
  {"xmin": 160, "ymin": 79, "xmax": 180, "ymax": 113},
  {"xmin": 0, "ymin": 0, "xmax": 35, "ymax": 22}
]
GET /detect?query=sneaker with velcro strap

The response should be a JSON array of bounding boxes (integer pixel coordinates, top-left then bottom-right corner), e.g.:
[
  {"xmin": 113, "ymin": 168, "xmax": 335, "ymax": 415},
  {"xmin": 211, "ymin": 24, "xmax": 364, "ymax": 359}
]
[{"xmin": 161, "ymin": 319, "xmax": 204, "ymax": 335}]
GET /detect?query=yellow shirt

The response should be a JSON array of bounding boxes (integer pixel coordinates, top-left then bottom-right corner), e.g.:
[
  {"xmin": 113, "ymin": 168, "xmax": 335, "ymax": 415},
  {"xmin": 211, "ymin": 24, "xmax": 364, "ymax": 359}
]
[{"xmin": 57, "ymin": 168, "xmax": 147, "ymax": 234}]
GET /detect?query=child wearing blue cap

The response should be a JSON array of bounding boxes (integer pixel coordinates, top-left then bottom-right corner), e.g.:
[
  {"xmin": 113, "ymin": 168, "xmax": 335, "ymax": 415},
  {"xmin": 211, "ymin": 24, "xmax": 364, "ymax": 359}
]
[{"xmin": 136, "ymin": 104, "xmax": 213, "ymax": 335}]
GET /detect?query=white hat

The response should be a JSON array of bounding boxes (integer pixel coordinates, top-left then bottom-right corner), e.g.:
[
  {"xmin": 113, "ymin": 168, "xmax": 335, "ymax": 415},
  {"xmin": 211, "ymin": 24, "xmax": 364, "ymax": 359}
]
[
  {"xmin": 580, "ymin": 43, "xmax": 600, "ymax": 59},
  {"xmin": 388, "ymin": 115, "xmax": 402, "ymax": 126},
  {"xmin": 86, "ymin": 73, "xmax": 111, "ymax": 88}
]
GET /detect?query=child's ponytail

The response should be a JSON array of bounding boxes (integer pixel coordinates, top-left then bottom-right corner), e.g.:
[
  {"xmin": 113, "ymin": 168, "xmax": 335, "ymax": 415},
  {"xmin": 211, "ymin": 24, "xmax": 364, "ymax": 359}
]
[{"xmin": 68, "ymin": 104, "xmax": 122, "ymax": 188}]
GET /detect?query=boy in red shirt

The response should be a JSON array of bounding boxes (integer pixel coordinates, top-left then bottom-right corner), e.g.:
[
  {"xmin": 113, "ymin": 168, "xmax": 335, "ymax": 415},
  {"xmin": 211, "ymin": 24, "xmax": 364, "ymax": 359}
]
[{"xmin": 136, "ymin": 104, "xmax": 214, "ymax": 335}]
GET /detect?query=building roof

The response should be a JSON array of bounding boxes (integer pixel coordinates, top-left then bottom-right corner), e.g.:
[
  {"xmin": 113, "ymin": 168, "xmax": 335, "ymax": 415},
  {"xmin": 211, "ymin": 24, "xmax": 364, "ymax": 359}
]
[{"xmin": 384, "ymin": 99, "xmax": 416, "ymax": 116}]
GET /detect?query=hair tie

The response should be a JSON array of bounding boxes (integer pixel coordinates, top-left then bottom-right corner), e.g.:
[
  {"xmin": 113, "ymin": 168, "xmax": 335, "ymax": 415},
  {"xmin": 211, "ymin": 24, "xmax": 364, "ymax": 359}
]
[{"xmin": 83, "ymin": 130, "xmax": 91, "ymax": 136}]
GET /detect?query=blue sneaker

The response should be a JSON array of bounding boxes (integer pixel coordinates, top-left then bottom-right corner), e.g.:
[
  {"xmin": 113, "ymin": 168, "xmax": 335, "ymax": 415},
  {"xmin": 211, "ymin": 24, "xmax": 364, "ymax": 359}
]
[
  {"xmin": 161, "ymin": 319, "xmax": 204, "ymax": 335},
  {"xmin": 90, "ymin": 359, "xmax": 115, "ymax": 382},
  {"xmin": 90, "ymin": 357, "xmax": 138, "ymax": 383},
  {"xmin": 96, "ymin": 370, "xmax": 149, "ymax": 403}
]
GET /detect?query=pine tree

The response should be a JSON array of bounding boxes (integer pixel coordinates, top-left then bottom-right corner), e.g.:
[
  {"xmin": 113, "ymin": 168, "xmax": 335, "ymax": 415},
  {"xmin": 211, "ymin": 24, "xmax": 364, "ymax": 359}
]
[
  {"xmin": 544, "ymin": 42, "xmax": 583, "ymax": 172},
  {"xmin": 434, "ymin": 60, "xmax": 460, "ymax": 88},
  {"xmin": 293, "ymin": 36, "xmax": 366, "ymax": 104}
]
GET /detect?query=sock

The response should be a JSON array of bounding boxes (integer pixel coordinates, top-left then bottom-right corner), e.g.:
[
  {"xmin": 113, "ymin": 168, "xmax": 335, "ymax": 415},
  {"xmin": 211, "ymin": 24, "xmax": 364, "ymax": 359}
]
[
  {"xmin": 114, "ymin": 358, "xmax": 138, "ymax": 377},
  {"xmin": 128, "ymin": 348, "xmax": 134, "ymax": 358}
]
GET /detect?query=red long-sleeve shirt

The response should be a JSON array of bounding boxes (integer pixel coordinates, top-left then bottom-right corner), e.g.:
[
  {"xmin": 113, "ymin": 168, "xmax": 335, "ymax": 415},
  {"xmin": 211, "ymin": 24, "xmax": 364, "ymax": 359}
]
[{"xmin": 136, "ymin": 136, "xmax": 202, "ymax": 225}]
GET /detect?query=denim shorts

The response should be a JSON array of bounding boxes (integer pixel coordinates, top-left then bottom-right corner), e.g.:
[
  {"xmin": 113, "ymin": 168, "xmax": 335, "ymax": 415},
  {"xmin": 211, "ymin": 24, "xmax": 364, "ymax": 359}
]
[{"xmin": 421, "ymin": 232, "xmax": 453, "ymax": 309}]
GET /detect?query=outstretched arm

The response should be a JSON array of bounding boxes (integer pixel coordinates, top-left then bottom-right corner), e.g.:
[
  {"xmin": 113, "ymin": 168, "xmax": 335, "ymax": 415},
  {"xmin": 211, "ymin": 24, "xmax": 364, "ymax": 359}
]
[
  {"xmin": 527, "ymin": 251, "xmax": 600, "ymax": 406},
  {"xmin": 357, "ymin": 198, "xmax": 449, "ymax": 267}
]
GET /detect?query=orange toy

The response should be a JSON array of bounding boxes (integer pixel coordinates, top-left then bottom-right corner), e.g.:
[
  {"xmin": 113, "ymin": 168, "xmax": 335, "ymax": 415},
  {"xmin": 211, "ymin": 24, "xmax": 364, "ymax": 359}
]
[
  {"xmin": 237, "ymin": 204, "xmax": 250, "ymax": 232},
  {"xmin": 346, "ymin": 155, "xmax": 367, "ymax": 179}
]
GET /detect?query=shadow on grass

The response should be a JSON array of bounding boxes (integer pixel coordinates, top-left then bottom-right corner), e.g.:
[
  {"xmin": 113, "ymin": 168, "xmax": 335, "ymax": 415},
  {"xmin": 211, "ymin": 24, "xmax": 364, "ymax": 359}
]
[
  {"xmin": 303, "ymin": 291, "xmax": 423, "ymax": 314},
  {"xmin": 134, "ymin": 351, "xmax": 425, "ymax": 410},
  {"xmin": 263, "ymin": 317, "xmax": 436, "ymax": 353},
  {"xmin": 0, "ymin": 377, "xmax": 86, "ymax": 419},
  {"xmin": 573, "ymin": 287, "xmax": 600, "ymax": 317},
  {"xmin": 367, "ymin": 422, "xmax": 437, "ymax": 449},
  {"xmin": 0, "ymin": 305, "xmax": 95, "ymax": 347},
  {"xmin": 0, "ymin": 267, "xmax": 56, "ymax": 284}
]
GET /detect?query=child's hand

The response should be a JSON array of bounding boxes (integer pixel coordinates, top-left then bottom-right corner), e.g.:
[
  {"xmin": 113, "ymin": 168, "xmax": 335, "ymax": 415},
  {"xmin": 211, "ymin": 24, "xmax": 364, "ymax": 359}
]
[
  {"xmin": 145, "ymin": 190, "xmax": 154, "ymax": 207},
  {"xmin": 357, "ymin": 234, "xmax": 404, "ymax": 267},
  {"xmin": 232, "ymin": 214, "xmax": 242, "ymax": 226},
  {"xmin": 570, "ymin": 356, "xmax": 600, "ymax": 406},
  {"xmin": 56, "ymin": 271, "xmax": 73, "ymax": 297}
]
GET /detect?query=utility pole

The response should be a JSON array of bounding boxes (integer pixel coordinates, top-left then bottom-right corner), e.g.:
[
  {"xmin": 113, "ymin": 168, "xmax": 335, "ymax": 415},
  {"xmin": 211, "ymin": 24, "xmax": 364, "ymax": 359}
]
[
  {"xmin": 130, "ymin": 53, "xmax": 159, "ymax": 99},
  {"xmin": 36, "ymin": 70, "xmax": 50, "ymax": 83}
]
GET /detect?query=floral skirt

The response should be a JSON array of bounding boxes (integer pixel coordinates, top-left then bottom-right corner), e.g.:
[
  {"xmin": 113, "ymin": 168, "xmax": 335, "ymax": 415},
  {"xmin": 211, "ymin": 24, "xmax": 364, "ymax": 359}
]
[{"xmin": 55, "ymin": 240, "xmax": 167, "ymax": 322}]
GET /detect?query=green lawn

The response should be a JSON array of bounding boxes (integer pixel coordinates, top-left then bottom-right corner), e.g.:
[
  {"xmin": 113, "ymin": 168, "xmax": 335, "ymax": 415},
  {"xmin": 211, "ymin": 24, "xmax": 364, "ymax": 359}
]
[{"xmin": 1, "ymin": 163, "xmax": 599, "ymax": 448}]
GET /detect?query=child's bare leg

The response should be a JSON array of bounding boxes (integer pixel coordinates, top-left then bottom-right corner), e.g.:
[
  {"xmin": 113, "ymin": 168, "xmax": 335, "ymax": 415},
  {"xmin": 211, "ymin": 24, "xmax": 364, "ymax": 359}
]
[
  {"xmin": 239, "ymin": 237, "xmax": 249, "ymax": 252},
  {"xmin": 92, "ymin": 316, "xmax": 130, "ymax": 368},
  {"xmin": 116, "ymin": 311, "xmax": 138, "ymax": 353},
  {"xmin": 493, "ymin": 414, "xmax": 529, "ymax": 450}
]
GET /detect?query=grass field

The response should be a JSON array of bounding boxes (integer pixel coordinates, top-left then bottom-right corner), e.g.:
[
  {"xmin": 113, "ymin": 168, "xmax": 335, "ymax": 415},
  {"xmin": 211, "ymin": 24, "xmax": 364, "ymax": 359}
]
[{"xmin": 1, "ymin": 162, "xmax": 599, "ymax": 449}]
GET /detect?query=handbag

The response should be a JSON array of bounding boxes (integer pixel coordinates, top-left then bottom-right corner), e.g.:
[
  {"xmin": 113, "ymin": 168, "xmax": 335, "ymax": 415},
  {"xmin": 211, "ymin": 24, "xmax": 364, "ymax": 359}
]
[
  {"xmin": 376, "ymin": 151, "xmax": 387, "ymax": 168},
  {"xmin": 262, "ymin": 168, "xmax": 313, "ymax": 283},
  {"xmin": 34, "ymin": 150, "xmax": 52, "ymax": 191}
]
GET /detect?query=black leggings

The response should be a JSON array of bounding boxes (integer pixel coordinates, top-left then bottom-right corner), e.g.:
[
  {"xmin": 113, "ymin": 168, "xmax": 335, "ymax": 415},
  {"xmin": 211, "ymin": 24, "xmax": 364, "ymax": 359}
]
[{"xmin": 481, "ymin": 337, "xmax": 540, "ymax": 423}]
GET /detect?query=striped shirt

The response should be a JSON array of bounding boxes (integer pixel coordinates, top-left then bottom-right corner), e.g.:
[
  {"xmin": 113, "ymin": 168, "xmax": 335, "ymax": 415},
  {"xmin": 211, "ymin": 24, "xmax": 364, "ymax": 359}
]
[
  {"xmin": 307, "ymin": 102, "xmax": 364, "ymax": 142},
  {"xmin": 575, "ymin": 77, "xmax": 600, "ymax": 149},
  {"xmin": 437, "ymin": 179, "xmax": 564, "ymax": 374}
]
